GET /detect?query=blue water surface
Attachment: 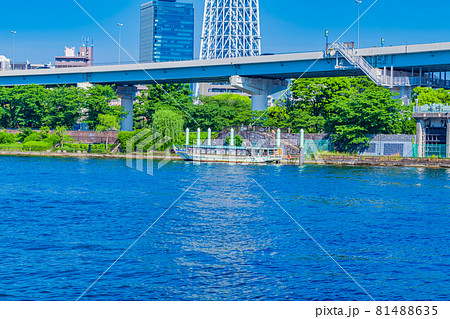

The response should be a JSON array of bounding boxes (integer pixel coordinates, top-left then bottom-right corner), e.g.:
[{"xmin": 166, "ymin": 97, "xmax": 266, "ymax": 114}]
[{"xmin": 0, "ymin": 156, "xmax": 448, "ymax": 301}]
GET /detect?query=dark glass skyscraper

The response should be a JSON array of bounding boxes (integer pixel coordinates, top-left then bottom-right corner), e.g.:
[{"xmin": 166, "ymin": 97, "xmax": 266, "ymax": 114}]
[{"xmin": 140, "ymin": 0, "xmax": 194, "ymax": 63}]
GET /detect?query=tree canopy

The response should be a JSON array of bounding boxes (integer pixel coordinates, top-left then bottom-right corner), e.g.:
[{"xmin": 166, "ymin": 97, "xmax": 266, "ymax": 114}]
[
  {"xmin": 286, "ymin": 77, "xmax": 414, "ymax": 151},
  {"xmin": 0, "ymin": 85, "xmax": 120, "ymax": 130},
  {"xmin": 413, "ymin": 87, "xmax": 450, "ymax": 105},
  {"xmin": 1, "ymin": 78, "xmax": 444, "ymax": 151}
]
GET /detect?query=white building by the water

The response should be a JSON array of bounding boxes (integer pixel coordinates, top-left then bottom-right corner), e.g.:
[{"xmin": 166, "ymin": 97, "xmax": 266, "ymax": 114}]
[{"xmin": 0, "ymin": 55, "xmax": 11, "ymax": 71}]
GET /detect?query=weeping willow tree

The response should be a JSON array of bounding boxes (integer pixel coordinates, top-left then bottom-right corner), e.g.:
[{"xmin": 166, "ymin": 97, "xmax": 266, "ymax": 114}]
[{"xmin": 151, "ymin": 108, "xmax": 184, "ymax": 150}]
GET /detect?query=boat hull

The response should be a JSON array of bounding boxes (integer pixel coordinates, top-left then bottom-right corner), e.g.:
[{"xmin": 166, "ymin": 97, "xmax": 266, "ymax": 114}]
[{"xmin": 175, "ymin": 150, "xmax": 282, "ymax": 164}]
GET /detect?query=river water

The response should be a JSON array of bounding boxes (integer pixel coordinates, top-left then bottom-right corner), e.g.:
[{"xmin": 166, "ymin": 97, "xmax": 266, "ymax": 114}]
[{"xmin": 0, "ymin": 156, "xmax": 448, "ymax": 301}]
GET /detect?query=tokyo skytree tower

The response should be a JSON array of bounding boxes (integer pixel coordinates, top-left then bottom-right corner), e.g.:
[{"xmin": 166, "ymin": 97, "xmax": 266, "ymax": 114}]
[{"xmin": 200, "ymin": 0, "xmax": 262, "ymax": 60}]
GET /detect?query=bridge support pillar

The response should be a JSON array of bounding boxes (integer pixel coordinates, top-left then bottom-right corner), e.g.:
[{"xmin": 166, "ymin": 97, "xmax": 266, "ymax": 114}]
[
  {"xmin": 400, "ymin": 86, "xmax": 412, "ymax": 106},
  {"xmin": 391, "ymin": 86, "xmax": 412, "ymax": 106},
  {"xmin": 117, "ymin": 85, "xmax": 137, "ymax": 131},
  {"xmin": 77, "ymin": 82, "xmax": 93, "ymax": 89},
  {"xmin": 416, "ymin": 120, "xmax": 425, "ymax": 158},
  {"xmin": 230, "ymin": 75, "xmax": 288, "ymax": 111}
]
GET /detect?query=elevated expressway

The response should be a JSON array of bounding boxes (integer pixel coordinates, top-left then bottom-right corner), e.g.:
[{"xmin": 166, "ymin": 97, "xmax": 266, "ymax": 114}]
[{"xmin": 1, "ymin": 42, "xmax": 449, "ymax": 130}]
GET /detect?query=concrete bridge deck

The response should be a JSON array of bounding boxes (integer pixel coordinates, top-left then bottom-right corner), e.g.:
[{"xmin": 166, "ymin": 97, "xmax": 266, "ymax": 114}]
[{"xmin": 0, "ymin": 42, "xmax": 449, "ymax": 87}]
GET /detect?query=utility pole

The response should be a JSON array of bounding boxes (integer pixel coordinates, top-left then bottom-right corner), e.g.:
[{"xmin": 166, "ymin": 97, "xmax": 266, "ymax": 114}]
[
  {"xmin": 11, "ymin": 31, "xmax": 16, "ymax": 70},
  {"xmin": 356, "ymin": 0, "xmax": 362, "ymax": 50},
  {"xmin": 117, "ymin": 23, "xmax": 123, "ymax": 65}
]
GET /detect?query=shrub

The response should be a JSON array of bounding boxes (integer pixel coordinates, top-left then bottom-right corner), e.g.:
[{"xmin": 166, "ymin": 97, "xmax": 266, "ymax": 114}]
[
  {"xmin": 64, "ymin": 142, "xmax": 81, "ymax": 149},
  {"xmin": 43, "ymin": 134, "xmax": 61, "ymax": 146},
  {"xmin": 117, "ymin": 129, "xmax": 152, "ymax": 152},
  {"xmin": 0, "ymin": 131, "xmax": 15, "ymax": 144},
  {"xmin": 225, "ymin": 134, "xmax": 243, "ymax": 146},
  {"xmin": 22, "ymin": 141, "xmax": 52, "ymax": 152},
  {"xmin": 0, "ymin": 143, "xmax": 23, "ymax": 151},
  {"xmin": 63, "ymin": 135, "xmax": 77, "ymax": 143},
  {"xmin": 118, "ymin": 131, "xmax": 140, "ymax": 148},
  {"xmin": 39, "ymin": 126, "xmax": 50, "ymax": 138},
  {"xmin": 23, "ymin": 132, "xmax": 42, "ymax": 143},
  {"xmin": 18, "ymin": 128, "xmax": 34, "ymax": 142}
]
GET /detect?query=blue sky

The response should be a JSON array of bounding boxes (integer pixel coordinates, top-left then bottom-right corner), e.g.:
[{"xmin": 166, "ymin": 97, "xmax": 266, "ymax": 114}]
[{"xmin": 1, "ymin": 0, "xmax": 449, "ymax": 64}]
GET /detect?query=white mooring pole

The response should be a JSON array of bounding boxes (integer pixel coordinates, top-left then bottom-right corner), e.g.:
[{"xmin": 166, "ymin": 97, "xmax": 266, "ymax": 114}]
[
  {"xmin": 185, "ymin": 128, "xmax": 189, "ymax": 146},
  {"xmin": 207, "ymin": 128, "xmax": 212, "ymax": 146},
  {"xmin": 230, "ymin": 128, "xmax": 235, "ymax": 146},
  {"xmin": 276, "ymin": 128, "xmax": 281, "ymax": 148},
  {"xmin": 299, "ymin": 129, "xmax": 305, "ymax": 165}
]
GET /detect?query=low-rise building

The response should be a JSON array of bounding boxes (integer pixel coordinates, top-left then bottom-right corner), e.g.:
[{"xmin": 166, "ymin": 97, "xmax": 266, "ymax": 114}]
[
  {"xmin": 55, "ymin": 43, "xmax": 93, "ymax": 68},
  {"xmin": 0, "ymin": 55, "xmax": 11, "ymax": 71}
]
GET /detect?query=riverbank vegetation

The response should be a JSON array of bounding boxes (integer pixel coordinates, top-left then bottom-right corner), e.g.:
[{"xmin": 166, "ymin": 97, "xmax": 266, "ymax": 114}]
[
  {"xmin": 131, "ymin": 78, "xmax": 420, "ymax": 152},
  {"xmin": 0, "ymin": 126, "xmax": 114, "ymax": 154},
  {"xmin": 0, "ymin": 85, "xmax": 121, "ymax": 130},
  {"xmin": 0, "ymin": 80, "xmax": 448, "ymax": 152}
]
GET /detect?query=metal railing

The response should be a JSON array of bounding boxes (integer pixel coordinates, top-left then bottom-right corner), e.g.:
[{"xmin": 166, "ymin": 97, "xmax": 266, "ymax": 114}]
[
  {"xmin": 0, "ymin": 58, "xmax": 201, "ymax": 72},
  {"xmin": 334, "ymin": 42, "xmax": 389, "ymax": 86},
  {"xmin": 333, "ymin": 42, "xmax": 450, "ymax": 89},
  {"xmin": 425, "ymin": 78, "xmax": 450, "ymax": 88},
  {"xmin": 413, "ymin": 103, "xmax": 450, "ymax": 113},
  {"xmin": 425, "ymin": 144, "xmax": 448, "ymax": 158}
]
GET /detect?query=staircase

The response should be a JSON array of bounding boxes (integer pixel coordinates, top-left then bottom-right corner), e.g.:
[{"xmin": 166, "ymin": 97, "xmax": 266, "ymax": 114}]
[
  {"xmin": 215, "ymin": 128, "xmax": 300, "ymax": 156},
  {"xmin": 333, "ymin": 42, "xmax": 390, "ymax": 87}
]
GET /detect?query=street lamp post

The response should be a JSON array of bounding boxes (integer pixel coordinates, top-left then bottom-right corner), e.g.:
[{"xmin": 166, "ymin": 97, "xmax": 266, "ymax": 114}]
[
  {"xmin": 117, "ymin": 23, "xmax": 123, "ymax": 65},
  {"xmin": 356, "ymin": 0, "xmax": 362, "ymax": 50},
  {"xmin": 11, "ymin": 31, "xmax": 16, "ymax": 70}
]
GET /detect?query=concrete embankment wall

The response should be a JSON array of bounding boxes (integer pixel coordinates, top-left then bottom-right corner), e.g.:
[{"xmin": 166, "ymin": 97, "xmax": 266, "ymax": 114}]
[
  {"xmin": 360, "ymin": 134, "xmax": 416, "ymax": 157},
  {"xmin": 316, "ymin": 154, "xmax": 450, "ymax": 168},
  {"xmin": 217, "ymin": 127, "xmax": 415, "ymax": 158},
  {"xmin": 2, "ymin": 150, "xmax": 449, "ymax": 169}
]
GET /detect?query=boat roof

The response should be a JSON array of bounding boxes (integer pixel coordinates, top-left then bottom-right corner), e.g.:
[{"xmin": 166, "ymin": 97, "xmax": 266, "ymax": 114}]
[{"xmin": 178, "ymin": 144, "xmax": 282, "ymax": 151}]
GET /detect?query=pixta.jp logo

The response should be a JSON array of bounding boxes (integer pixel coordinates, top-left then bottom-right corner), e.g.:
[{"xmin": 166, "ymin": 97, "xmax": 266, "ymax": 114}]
[{"xmin": 126, "ymin": 129, "xmax": 171, "ymax": 176}]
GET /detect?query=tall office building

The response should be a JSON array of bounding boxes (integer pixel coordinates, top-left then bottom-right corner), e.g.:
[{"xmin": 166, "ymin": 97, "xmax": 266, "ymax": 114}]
[
  {"xmin": 140, "ymin": 0, "xmax": 194, "ymax": 63},
  {"xmin": 198, "ymin": 0, "xmax": 262, "ymax": 96}
]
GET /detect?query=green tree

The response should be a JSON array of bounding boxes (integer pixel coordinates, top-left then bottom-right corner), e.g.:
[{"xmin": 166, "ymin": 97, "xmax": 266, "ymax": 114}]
[
  {"xmin": 55, "ymin": 125, "xmax": 68, "ymax": 147},
  {"xmin": 134, "ymin": 84, "xmax": 193, "ymax": 129},
  {"xmin": 186, "ymin": 102, "xmax": 234, "ymax": 131},
  {"xmin": 0, "ymin": 84, "xmax": 124, "ymax": 130},
  {"xmin": 39, "ymin": 126, "xmax": 50, "ymax": 138},
  {"xmin": 199, "ymin": 94, "xmax": 253, "ymax": 125},
  {"xmin": 264, "ymin": 106, "xmax": 290, "ymax": 128},
  {"xmin": 287, "ymin": 77, "xmax": 370, "ymax": 132},
  {"xmin": 225, "ymin": 134, "xmax": 243, "ymax": 146},
  {"xmin": 287, "ymin": 108, "xmax": 325, "ymax": 133},
  {"xmin": 152, "ymin": 108, "xmax": 185, "ymax": 148},
  {"xmin": 186, "ymin": 94, "xmax": 253, "ymax": 131},
  {"xmin": 96, "ymin": 114, "xmax": 120, "ymax": 148},
  {"xmin": 43, "ymin": 86, "xmax": 83, "ymax": 128},
  {"xmin": 0, "ymin": 85, "xmax": 48, "ymax": 128},
  {"xmin": 84, "ymin": 85, "xmax": 120, "ymax": 129},
  {"xmin": 413, "ymin": 87, "xmax": 450, "ymax": 105},
  {"xmin": 326, "ymin": 86, "xmax": 407, "ymax": 151},
  {"xmin": 0, "ymin": 130, "xmax": 15, "ymax": 144}
]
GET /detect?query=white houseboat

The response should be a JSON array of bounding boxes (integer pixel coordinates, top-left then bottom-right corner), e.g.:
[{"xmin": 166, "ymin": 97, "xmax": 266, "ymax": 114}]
[{"xmin": 174, "ymin": 128, "xmax": 283, "ymax": 164}]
